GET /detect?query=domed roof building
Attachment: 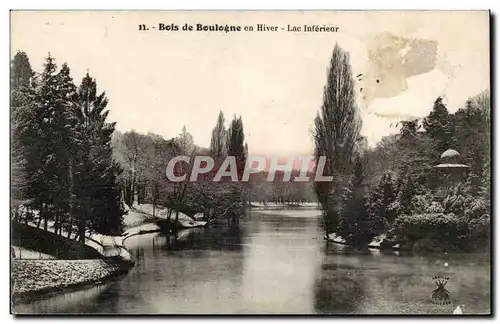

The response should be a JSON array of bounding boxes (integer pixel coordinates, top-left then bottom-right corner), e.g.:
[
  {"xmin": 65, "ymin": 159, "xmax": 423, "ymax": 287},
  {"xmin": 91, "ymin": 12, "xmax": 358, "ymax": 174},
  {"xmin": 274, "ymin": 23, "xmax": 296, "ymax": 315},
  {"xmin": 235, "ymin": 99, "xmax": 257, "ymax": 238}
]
[
  {"xmin": 435, "ymin": 149, "xmax": 469, "ymax": 169},
  {"xmin": 434, "ymin": 149, "xmax": 469, "ymax": 190},
  {"xmin": 440, "ymin": 149, "xmax": 460, "ymax": 159}
]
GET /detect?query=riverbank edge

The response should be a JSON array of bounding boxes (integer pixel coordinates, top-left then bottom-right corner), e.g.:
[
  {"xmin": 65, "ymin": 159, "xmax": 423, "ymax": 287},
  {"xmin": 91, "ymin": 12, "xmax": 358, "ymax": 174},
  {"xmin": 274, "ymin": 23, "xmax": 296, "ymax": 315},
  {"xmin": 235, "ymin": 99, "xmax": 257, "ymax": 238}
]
[
  {"xmin": 11, "ymin": 259, "xmax": 134, "ymax": 305},
  {"xmin": 11, "ymin": 202, "xmax": 211, "ymax": 306},
  {"xmin": 324, "ymin": 234, "xmax": 412, "ymax": 252},
  {"xmin": 12, "ymin": 221, "xmax": 204, "ymax": 305}
]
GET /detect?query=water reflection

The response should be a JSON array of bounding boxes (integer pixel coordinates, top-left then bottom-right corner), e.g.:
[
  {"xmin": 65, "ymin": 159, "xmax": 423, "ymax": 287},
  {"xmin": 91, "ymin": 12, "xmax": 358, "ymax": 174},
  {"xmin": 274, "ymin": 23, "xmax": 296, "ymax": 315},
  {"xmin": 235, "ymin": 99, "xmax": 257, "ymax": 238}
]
[
  {"xmin": 313, "ymin": 244, "xmax": 367, "ymax": 314},
  {"xmin": 152, "ymin": 225, "xmax": 244, "ymax": 251},
  {"xmin": 314, "ymin": 242, "xmax": 490, "ymax": 314},
  {"xmin": 13, "ymin": 209, "xmax": 490, "ymax": 315},
  {"xmin": 12, "ymin": 278, "xmax": 124, "ymax": 314},
  {"xmin": 239, "ymin": 210, "xmax": 322, "ymax": 314}
]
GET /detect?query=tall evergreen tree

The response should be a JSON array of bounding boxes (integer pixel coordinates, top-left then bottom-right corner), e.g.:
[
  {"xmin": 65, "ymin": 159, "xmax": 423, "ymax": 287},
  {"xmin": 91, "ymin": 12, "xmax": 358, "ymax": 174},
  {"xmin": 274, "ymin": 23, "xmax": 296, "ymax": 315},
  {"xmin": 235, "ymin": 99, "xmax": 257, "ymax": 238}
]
[
  {"xmin": 423, "ymin": 97, "xmax": 455, "ymax": 154},
  {"xmin": 11, "ymin": 106, "xmax": 29, "ymax": 217},
  {"xmin": 227, "ymin": 116, "xmax": 247, "ymax": 180},
  {"xmin": 51, "ymin": 63, "xmax": 79, "ymax": 235},
  {"xmin": 75, "ymin": 73, "xmax": 124, "ymax": 237},
  {"xmin": 338, "ymin": 155, "xmax": 377, "ymax": 247},
  {"xmin": 11, "ymin": 51, "xmax": 34, "ymax": 93},
  {"xmin": 26, "ymin": 54, "xmax": 60, "ymax": 231},
  {"xmin": 312, "ymin": 43, "xmax": 362, "ymax": 236},
  {"xmin": 369, "ymin": 170, "xmax": 398, "ymax": 225},
  {"xmin": 16, "ymin": 55, "xmax": 76, "ymax": 233},
  {"xmin": 453, "ymin": 93, "xmax": 490, "ymax": 184},
  {"xmin": 210, "ymin": 111, "xmax": 227, "ymax": 161},
  {"xmin": 11, "ymin": 51, "xmax": 35, "ymax": 215},
  {"xmin": 394, "ymin": 176, "xmax": 416, "ymax": 215}
]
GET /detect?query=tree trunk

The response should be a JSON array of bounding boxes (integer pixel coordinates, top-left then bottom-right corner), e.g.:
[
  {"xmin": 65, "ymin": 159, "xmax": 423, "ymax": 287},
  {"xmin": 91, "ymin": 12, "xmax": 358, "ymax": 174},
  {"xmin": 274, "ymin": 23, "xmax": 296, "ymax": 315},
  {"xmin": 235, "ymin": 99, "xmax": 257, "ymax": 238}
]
[
  {"xmin": 79, "ymin": 210, "xmax": 86, "ymax": 244},
  {"xmin": 67, "ymin": 221, "xmax": 72, "ymax": 239},
  {"xmin": 174, "ymin": 210, "xmax": 179, "ymax": 232},
  {"xmin": 36, "ymin": 207, "xmax": 42, "ymax": 228},
  {"xmin": 13, "ymin": 206, "xmax": 19, "ymax": 222},
  {"xmin": 54, "ymin": 212, "xmax": 59, "ymax": 235},
  {"xmin": 167, "ymin": 208, "xmax": 173, "ymax": 222},
  {"xmin": 43, "ymin": 203, "xmax": 48, "ymax": 231},
  {"xmin": 68, "ymin": 159, "xmax": 73, "ymax": 237}
]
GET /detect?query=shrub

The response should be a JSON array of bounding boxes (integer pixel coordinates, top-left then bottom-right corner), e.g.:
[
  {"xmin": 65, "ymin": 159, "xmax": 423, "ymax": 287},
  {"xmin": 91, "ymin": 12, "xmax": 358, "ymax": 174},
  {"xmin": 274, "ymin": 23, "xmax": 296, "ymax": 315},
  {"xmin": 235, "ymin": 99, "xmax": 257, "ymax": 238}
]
[
  {"xmin": 426, "ymin": 201, "xmax": 445, "ymax": 213},
  {"xmin": 467, "ymin": 214, "xmax": 490, "ymax": 250},
  {"xmin": 413, "ymin": 236, "xmax": 459, "ymax": 253},
  {"xmin": 368, "ymin": 171, "xmax": 398, "ymax": 224},
  {"xmin": 390, "ymin": 213, "xmax": 469, "ymax": 251},
  {"xmin": 443, "ymin": 194, "xmax": 468, "ymax": 216},
  {"xmin": 410, "ymin": 194, "xmax": 434, "ymax": 214},
  {"xmin": 464, "ymin": 197, "xmax": 489, "ymax": 221}
]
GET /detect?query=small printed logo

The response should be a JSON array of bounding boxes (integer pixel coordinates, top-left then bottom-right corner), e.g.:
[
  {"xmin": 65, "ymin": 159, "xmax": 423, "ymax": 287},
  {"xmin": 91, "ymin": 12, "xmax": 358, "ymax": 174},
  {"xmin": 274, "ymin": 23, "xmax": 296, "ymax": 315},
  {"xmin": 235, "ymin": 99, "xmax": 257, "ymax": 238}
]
[{"xmin": 431, "ymin": 276, "xmax": 451, "ymax": 305}]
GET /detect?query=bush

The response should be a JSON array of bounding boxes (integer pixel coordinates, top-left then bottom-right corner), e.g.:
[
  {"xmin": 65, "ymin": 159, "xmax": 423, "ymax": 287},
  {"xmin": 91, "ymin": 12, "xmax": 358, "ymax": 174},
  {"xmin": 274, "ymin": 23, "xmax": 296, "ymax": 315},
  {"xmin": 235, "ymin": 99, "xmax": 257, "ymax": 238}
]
[
  {"xmin": 413, "ymin": 236, "xmax": 459, "ymax": 253},
  {"xmin": 426, "ymin": 201, "xmax": 445, "ymax": 213},
  {"xmin": 464, "ymin": 197, "xmax": 489, "ymax": 221},
  {"xmin": 390, "ymin": 213, "xmax": 469, "ymax": 251},
  {"xmin": 410, "ymin": 194, "xmax": 434, "ymax": 214},
  {"xmin": 467, "ymin": 214, "xmax": 490, "ymax": 250}
]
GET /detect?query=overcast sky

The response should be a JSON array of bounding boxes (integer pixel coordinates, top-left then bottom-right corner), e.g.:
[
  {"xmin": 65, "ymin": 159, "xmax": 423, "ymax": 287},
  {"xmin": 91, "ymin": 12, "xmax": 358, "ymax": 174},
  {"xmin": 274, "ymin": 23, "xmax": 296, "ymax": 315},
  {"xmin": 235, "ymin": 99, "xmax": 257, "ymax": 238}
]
[{"xmin": 11, "ymin": 11, "xmax": 489, "ymax": 156}]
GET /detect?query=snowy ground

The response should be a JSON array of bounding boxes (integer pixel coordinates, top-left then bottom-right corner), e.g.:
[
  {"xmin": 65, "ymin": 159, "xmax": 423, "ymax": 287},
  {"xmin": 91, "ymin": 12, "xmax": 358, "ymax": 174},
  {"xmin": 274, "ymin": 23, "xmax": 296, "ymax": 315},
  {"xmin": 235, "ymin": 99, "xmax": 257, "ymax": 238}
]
[
  {"xmin": 23, "ymin": 219, "xmax": 131, "ymax": 261},
  {"xmin": 326, "ymin": 233, "xmax": 347, "ymax": 244},
  {"xmin": 12, "ymin": 246, "xmax": 55, "ymax": 260},
  {"xmin": 368, "ymin": 234, "xmax": 387, "ymax": 248},
  {"xmin": 132, "ymin": 203, "xmax": 207, "ymax": 228},
  {"xmin": 16, "ymin": 202, "xmax": 206, "ymax": 261},
  {"xmin": 12, "ymin": 259, "xmax": 124, "ymax": 298},
  {"xmin": 250, "ymin": 202, "xmax": 320, "ymax": 209},
  {"xmin": 123, "ymin": 209, "xmax": 152, "ymax": 229},
  {"xmin": 326, "ymin": 233, "xmax": 399, "ymax": 250}
]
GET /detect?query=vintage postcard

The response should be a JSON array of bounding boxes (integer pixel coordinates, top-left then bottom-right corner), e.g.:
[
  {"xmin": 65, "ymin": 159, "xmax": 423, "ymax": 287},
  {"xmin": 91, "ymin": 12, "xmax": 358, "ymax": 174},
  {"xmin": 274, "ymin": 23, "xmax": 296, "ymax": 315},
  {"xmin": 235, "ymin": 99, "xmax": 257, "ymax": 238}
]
[{"xmin": 10, "ymin": 10, "xmax": 491, "ymax": 315}]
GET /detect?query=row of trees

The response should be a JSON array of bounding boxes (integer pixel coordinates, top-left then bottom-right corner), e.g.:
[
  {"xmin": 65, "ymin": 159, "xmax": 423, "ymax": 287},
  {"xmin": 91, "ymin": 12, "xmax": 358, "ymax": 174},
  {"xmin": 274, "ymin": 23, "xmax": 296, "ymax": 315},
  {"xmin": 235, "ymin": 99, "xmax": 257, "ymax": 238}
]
[
  {"xmin": 11, "ymin": 51, "xmax": 252, "ymax": 237},
  {"xmin": 11, "ymin": 51, "xmax": 123, "ymax": 241},
  {"xmin": 111, "ymin": 111, "xmax": 249, "ymax": 226},
  {"xmin": 248, "ymin": 170, "xmax": 316, "ymax": 204},
  {"xmin": 313, "ymin": 44, "xmax": 490, "ymax": 251}
]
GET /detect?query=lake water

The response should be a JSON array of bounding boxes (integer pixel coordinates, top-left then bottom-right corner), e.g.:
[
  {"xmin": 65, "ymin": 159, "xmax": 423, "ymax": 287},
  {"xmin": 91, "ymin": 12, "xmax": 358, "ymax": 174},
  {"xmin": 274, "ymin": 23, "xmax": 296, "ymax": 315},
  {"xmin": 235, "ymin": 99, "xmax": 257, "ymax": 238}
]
[{"xmin": 13, "ymin": 208, "xmax": 491, "ymax": 314}]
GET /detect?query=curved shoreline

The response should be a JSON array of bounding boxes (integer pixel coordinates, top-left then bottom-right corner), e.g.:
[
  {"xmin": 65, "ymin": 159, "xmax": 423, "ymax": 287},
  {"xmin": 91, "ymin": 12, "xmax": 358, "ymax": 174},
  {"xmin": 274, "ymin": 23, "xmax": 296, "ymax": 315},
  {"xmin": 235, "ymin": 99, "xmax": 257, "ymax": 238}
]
[
  {"xmin": 12, "ymin": 224, "xmax": 202, "ymax": 306},
  {"xmin": 12, "ymin": 270, "xmax": 131, "ymax": 306},
  {"xmin": 11, "ymin": 259, "xmax": 133, "ymax": 305}
]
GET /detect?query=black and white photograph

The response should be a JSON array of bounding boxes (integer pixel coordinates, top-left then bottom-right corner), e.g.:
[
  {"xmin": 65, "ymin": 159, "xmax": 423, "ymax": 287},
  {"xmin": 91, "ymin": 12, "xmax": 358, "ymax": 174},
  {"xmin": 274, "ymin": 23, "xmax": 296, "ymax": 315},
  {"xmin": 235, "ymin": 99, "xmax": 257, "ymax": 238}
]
[{"xmin": 9, "ymin": 10, "xmax": 491, "ymax": 315}]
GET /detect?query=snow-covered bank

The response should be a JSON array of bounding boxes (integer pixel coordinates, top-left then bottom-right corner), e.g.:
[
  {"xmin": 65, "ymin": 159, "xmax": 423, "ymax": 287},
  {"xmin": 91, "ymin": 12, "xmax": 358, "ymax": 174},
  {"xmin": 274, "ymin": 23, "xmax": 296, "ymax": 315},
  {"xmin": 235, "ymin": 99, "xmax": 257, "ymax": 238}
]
[
  {"xmin": 12, "ymin": 259, "xmax": 131, "ymax": 301},
  {"xmin": 325, "ymin": 233, "xmax": 405, "ymax": 251},
  {"xmin": 15, "ymin": 202, "xmax": 206, "ymax": 263},
  {"xmin": 132, "ymin": 203, "xmax": 207, "ymax": 228},
  {"xmin": 123, "ymin": 209, "xmax": 153, "ymax": 229},
  {"xmin": 20, "ymin": 220, "xmax": 132, "ymax": 262},
  {"xmin": 326, "ymin": 233, "xmax": 346, "ymax": 244},
  {"xmin": 12, "ymin": 246, "xmax": 55, "ymax": 260},
  {"xmin": 122, "ymin": 222, "xmax": 161, "ymax": 242},
  {"xmin": 250, "ymin": 202, "xmax": 320, "ymax": 209}
]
